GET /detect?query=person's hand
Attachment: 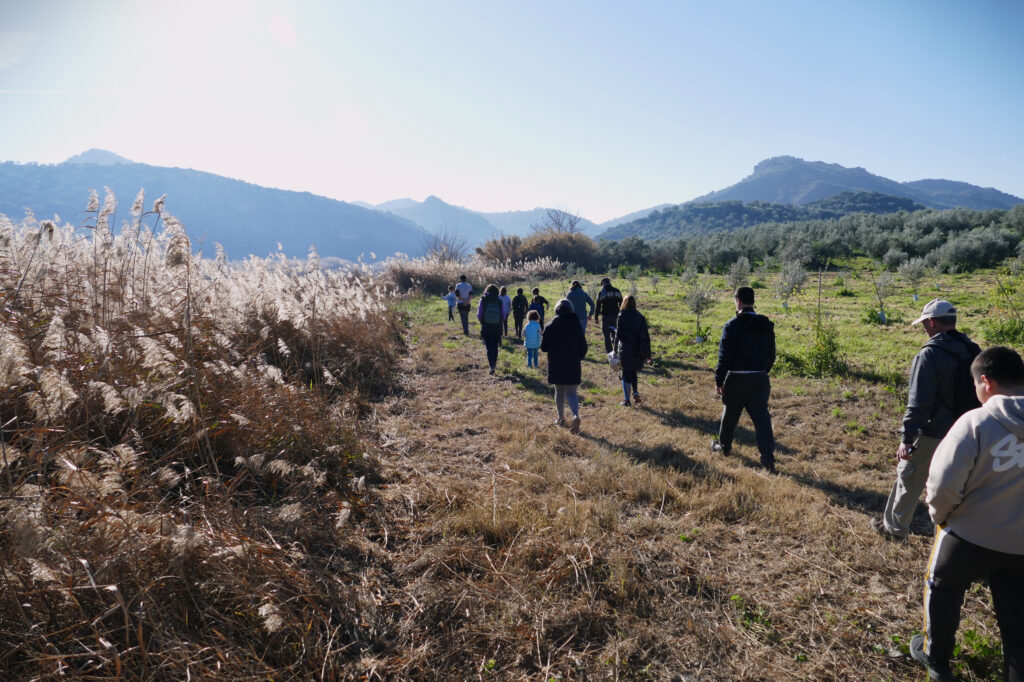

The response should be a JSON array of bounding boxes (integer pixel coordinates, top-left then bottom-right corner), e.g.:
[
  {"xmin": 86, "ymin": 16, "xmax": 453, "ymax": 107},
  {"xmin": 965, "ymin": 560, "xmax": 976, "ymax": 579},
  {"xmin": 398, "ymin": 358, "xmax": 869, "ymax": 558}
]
[
  {"xmin": 716, "ymin": 385, "xmax": 724, "ymax": 396},
  {"xmin": 897, "ymin": 442, "xmax": 914, "ymax": 461}
]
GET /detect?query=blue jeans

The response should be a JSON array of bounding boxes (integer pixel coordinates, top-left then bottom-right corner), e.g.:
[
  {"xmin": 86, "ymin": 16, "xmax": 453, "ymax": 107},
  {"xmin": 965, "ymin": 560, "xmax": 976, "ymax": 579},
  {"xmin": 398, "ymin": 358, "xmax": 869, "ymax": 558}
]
[{"xmin": 526, "ymin": 348, "xmax": 539, "ymax": 367}]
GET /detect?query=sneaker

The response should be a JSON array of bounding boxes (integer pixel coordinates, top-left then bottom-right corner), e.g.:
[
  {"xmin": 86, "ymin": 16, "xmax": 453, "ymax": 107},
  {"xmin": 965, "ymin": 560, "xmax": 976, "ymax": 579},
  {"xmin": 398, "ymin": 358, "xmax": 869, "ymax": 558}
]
[
  {"xmin": 869, "ymin": 517, "xmax": 907, "ymax": 540},
  {"xmin": 710, "ymin": 441, "xmax": 730, "ymax": 456},
  {"xmin": 569, "ymin": 415, "xmax": 581, "ymax": 434},
  {"xmin": 489, "ymin": 368, "xmax": 495, "ymax": 375},
  {"xmin": 554, "ymin": 417, "xmax": 565, "ymax": 427},
  {"xmin": 910, "ymin": 634, "xmax": 953, "ymax": 682},
  {"xmin": 632, "ymin": 392, "xmax": 642, "ymax": 405},
  {"xmin": 619, "ymin": 400, "xmax": 632, "ymax": 407}
]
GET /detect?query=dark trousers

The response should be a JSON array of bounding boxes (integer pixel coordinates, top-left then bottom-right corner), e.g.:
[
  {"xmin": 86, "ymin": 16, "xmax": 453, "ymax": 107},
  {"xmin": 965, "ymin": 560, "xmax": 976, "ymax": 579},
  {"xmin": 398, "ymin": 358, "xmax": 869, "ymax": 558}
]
[
  {"xmin": 502, "ymin": 316, "xmax": 509, "ymax": 336},
  {"xmin": 601, "ymin": 315, "xmax": 617, "ymax": 353},
  {"xmin": 513, "ymin": 313, "xmax": 525, "ymax": 337},
  {"xmin": 457, "ymin": 303, "xmax": 471, "ymax": 335},
  {"xmin": 621, "ymin": 357, "xmax": 639, "ymax": 391},
  {"xmin": 448, "ymin": 306, "xmax": 454, "ymax": 321},
  {"xmin": 482, "ymin": 333, "xmax": 500, "ymax": 370},
  {"xmin": 718, "ymin": 372, "xmax": 774, "ymax": 465},
  {"xmin": 924, "ymin": 528, "xmax": 1024, "ymax": 680}
]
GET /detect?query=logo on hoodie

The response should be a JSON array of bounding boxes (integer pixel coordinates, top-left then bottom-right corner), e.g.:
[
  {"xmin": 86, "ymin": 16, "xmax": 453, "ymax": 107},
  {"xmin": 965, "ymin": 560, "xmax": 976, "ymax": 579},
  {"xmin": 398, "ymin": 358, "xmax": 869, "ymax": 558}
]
[{"xmin": 990, "ymin": 433, "xmax": 1024, "ymax": 472}]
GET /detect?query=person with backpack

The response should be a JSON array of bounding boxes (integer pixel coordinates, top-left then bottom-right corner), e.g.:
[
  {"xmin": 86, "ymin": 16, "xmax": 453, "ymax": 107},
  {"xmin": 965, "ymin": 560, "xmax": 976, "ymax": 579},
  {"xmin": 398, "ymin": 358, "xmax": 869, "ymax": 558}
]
[
  {"xmin": 594, "ymin": 277, "xmax": 623, "ymax": 353},
  {"xmin": 613, "ymin": 295, "xmax": 651, "ymax": 407},
  {"xmin": 523, "ymin": 310, "xmax": 542, "ymax": 368},
  {"xmin": 870, "ymin": 299, "xmax": 981, "ymax": 539},
  {"xmin": 454, "ymin": 275, "xmax": 474, "ymax": 336},
  {"xmin": 511, "ymin": 288, "xmax": 529, "ymax": 338},
  {"xmin": 711, "ymin": 286, "xmax": 777, "ymax": 473},
  {"xmin": 907, "ymin": 346, "xmax": 1024, "ymax": 682},
  {"xmin": 499, "ymin": 286, "xmax": 512, "ymax": 337},
  {"xmin": 541, "ymin": 299, "xmax": 588, "ymax": 434},
  {"xmin": 476, "ymin": 284, "xmax": 508, "ymax": 375}
]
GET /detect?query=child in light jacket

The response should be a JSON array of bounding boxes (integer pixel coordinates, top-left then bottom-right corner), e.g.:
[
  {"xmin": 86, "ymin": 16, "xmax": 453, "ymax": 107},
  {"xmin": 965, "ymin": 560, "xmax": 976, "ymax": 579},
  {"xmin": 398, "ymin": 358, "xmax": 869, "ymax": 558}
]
[
  {"xmin": 523, "ymin": 310, "xmax": 542, "ymax": 368},
  {"xmin": 443, "ymin": 286, "xmax": 456, "ymax": 321}
]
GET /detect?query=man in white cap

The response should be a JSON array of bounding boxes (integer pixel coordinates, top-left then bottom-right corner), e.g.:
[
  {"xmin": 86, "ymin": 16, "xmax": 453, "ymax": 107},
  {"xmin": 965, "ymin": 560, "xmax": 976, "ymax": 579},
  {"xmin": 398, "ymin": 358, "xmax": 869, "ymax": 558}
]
[{"xmin": 870, "ymin": 299, "xmax": 980, "ymax": 539}]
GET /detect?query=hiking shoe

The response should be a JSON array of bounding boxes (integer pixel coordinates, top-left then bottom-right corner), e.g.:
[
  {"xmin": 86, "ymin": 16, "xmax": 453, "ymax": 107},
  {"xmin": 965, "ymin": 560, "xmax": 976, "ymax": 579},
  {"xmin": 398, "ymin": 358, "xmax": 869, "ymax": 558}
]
[
  {"xmin": 910, "ymin": 634, "xmax": 953, "ymax": 682},
  {"xmin": 488, "ymin": 368, "xmax": 495, "ymax": 375},
  {"xmin": 632, "ymin": 393, "xmax": 642, "ymax": 405},
  {"xmin": 569, "ymin": 415, "xmax": 581, "ymax": 435},
  {"xmin": 619, "ymin": 400, "xmax": 631, "ymax": 407},
  {"xmin": 762, "ymin": 461, "xmax": 777, "ymax": 474},
  {"xmin": 869, "ymin": 517, "xmax": 907, "ymax": 540},
  {"xmin": 710, "ymin": 441, "xmax": 730, "ymax": 456},
  {"xmin": 554, "ymin": 417, "xmax": 565, "ymax": 427}
]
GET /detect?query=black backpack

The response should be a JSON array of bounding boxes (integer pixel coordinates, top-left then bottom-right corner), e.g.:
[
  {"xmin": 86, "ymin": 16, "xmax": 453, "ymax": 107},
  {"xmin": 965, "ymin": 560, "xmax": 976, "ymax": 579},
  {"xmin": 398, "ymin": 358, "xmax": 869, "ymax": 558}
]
[{"xmin": 936, "ymin": 342, "xmax": 981, "ymax": 417}]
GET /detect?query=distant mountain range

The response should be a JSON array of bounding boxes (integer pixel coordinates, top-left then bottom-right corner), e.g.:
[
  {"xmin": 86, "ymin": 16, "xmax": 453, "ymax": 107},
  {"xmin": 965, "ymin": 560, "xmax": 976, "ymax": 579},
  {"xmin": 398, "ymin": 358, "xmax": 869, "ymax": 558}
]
[
  {"xmin": 2, "ymin": 150, "xmax": 1020, "ymax": 258},
  {"xmin": 0, "ymin": 150, "xmax": 429, "ymax": 262},
  {"xmin": 601, "ymin": 156, "xmax": 1023, "ymax": 241},
  {"xmin": 361, "ymin": 197, "xmax": 602, "ymax": 246},
  {"xmin": 600, "ymin": 191, "xmax": 928, "ymax": 241},
  {"xmin": 692, "ymin": 156, "xmax": 1022, "ymax": 210}
]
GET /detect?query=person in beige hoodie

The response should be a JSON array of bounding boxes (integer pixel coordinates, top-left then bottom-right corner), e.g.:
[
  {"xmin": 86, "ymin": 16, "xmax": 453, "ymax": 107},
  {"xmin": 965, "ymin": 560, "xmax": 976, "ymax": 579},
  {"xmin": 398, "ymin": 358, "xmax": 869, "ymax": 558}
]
[{"xmin": 909, "ymin": 346, "xmax": 1024, "ymax": 682}]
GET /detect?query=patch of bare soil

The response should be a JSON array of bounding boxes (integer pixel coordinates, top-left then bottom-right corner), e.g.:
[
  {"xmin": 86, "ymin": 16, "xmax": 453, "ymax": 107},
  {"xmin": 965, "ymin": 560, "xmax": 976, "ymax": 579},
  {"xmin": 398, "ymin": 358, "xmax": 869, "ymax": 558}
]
[{"xmin": 350, "ymin": 318, "xmax": 998, "ymax": 680}]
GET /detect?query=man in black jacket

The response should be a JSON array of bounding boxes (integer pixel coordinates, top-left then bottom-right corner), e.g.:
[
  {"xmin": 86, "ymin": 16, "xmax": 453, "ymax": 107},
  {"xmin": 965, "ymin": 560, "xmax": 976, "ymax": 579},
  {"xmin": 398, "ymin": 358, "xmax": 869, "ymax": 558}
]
[
  {"xmin": 712, "ymin": 287, "xmax": 777, "ymax": 473},
  {"xmin": 594, "ymin": 278, "xmax": 623, "ymax": 353}
]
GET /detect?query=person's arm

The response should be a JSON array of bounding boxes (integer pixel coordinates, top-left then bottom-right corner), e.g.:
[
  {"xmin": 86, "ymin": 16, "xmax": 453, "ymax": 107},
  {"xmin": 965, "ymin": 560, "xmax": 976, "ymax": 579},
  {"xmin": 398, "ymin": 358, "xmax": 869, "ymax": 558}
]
[
  {"xmin": 578, "ymin": 323, "xmax": 588, "ymax": 358},
  {"xmin": 476, "ymin": 298, "xmax": 484, "ymax": 322},
  {"xmin": 640, "ymin": 317, "xmax": 652, "ymax": 360},
  {"xmin": 925, "ymin": 417, "xmax": 979, "ymax": 525},
  {"xmin": 540, "ymin": 325, "xmax": 549, "ymax": 353},
  {"xmin": 767, "ymin": 322, "xmax": 776, "ymax": 372},
  {"xmin": 901, "ymin": 349, "xmax": 939, "ymax": 445},
  {"xmin": 586, "ymin": 293, "xmax": 595, "ymax": 317},
  {"xmin": 714, "ymin": 320, "xmax": 734, "ymax": 389}
]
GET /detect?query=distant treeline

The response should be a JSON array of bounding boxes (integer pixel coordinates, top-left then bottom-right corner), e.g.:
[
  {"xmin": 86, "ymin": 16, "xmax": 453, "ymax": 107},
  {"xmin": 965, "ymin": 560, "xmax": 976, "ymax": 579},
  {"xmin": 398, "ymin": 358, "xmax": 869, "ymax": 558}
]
[
  {"xmin": 598, "ymin": 205, "xmax": 1024, "ymax": 273},
  {"xmin": 600, "ymin": 191, "xmax": 927, "ymax": 241}
]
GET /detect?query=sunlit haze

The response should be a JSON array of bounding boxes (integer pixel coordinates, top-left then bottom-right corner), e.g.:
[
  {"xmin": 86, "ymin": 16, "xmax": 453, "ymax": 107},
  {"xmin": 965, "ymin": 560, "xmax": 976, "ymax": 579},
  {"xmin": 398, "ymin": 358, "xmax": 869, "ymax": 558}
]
[{"xmin": 2, "ymin": 0, "xmax": 1022, "ymax": 222}]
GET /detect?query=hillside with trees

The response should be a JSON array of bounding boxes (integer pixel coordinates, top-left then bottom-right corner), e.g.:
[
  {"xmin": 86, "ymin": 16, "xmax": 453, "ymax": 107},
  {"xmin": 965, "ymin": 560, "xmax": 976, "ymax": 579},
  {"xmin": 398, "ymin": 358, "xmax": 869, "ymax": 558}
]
[{"xmin": 600, "ymin": 192, "xmax": 927, "ymax": 241}]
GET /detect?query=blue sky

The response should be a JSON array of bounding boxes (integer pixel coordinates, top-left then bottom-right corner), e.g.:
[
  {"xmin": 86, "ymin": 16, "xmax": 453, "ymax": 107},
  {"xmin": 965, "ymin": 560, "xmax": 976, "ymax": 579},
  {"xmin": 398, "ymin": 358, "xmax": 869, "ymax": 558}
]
[{"xmin": 1, "ymin": 0, "xmax": 1022, "ymax": 222}]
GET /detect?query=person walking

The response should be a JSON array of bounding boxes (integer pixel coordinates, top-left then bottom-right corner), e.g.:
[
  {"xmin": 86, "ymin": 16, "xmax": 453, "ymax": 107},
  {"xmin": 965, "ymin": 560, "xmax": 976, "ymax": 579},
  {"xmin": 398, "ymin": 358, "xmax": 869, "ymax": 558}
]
[
  {"xmin": 907, "ymin": 346, "xmax": 1024, "ymax": 682},
  {"xmin": 712, "ymin": 286, "xmax": 777, "ymax": 473},
  {"xmin": 523, "ymin": 310, "xmax": 542, "ymax": 368},
  {"xmin": 566, "ymin": 280, "xmax": 595, "ymax": 333},
  {"xmin": 541, "ymin": 299, "xmax": 588, "ymax": 434},
  {"xmin": 531, "ymin": 287, "xmax": 550, "ymax": 322},
  {"xmin": 499, "ymin": 286, "xmax": 512, "ymax": 337},
  {"xmin": 528, "ymin": 294, "xmax": 547, "ymax": 327},
  {"xmin": 443, "ymin": 285, "xmax": 456, "ymax": 322},
  {"xmin": 454, "ymin": 275, "xmax": 474, "ymax": 336},
  {"xmin": 477, "ymin": 284, "xmax": 507, "ymax": 375},
  {"xmin": 594, "ymin": 277, "xmax": 624, "ymax": 353},
  {"xmin": 511, "ymin": 287, "xmax": 529, "ymax": 338},
  {"xmin": 870, "ymin": 298, "xmax": 981, "ymax": 539},
  {"xmin": 613, "ymin": 295, "xmax": 651, "ymax": 407}
]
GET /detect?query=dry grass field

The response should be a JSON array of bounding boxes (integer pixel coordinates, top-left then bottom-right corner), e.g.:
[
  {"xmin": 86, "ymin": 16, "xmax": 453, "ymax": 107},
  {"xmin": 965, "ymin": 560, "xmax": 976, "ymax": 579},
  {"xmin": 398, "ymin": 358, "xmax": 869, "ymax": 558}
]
[{"xmin": 355, "ymin": 271, "xmax": 1011, "ymax": 680}]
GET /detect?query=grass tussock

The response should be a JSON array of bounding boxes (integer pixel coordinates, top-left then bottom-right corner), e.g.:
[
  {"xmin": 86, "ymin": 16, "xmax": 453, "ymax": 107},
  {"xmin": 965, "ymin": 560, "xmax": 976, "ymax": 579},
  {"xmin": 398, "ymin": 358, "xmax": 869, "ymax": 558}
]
[{"xmin": 0, "ymin": 196, "xmax": 401, "ymax": 678}]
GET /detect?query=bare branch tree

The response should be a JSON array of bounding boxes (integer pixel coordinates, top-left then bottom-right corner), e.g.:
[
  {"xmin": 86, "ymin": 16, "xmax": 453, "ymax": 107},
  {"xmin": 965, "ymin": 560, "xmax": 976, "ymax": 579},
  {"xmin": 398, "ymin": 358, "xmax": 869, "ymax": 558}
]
[
  {"xmin": 536, "ymin": 209, "xmax": 582, "ymax": 235},
  {"xmin": 424, "ymin": 228, "xmax": 468, "ymax": 263}
]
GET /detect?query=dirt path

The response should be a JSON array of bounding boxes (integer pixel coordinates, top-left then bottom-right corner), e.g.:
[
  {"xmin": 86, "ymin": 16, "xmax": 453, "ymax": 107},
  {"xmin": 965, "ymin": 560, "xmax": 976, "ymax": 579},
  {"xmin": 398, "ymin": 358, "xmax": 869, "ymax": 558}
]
[{"xmin": 354, "ymin": 315, "xmax": 988, "ymax": 680}]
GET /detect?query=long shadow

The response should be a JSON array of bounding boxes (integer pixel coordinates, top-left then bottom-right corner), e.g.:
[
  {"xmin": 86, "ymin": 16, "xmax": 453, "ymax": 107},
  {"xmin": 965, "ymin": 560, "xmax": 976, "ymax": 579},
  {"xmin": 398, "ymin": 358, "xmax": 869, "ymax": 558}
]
[
  {"xmin": 579, "ymin": 432, "xmax": 734, "ymax": 484},
  {"xmin": 504, "ymin": 369, "xmax": 553, "ymax": 399},
  {"xmin": 643, "ymin": 406, "xmax": 796, "ymax": 455}
]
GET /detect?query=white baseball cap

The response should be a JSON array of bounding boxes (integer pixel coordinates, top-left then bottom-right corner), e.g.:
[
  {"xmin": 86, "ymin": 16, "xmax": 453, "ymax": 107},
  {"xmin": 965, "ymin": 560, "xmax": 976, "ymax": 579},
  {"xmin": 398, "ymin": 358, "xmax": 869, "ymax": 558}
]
[{"xmin": 911, "ymin": 298, "xmax": 957, "ymax": 325}]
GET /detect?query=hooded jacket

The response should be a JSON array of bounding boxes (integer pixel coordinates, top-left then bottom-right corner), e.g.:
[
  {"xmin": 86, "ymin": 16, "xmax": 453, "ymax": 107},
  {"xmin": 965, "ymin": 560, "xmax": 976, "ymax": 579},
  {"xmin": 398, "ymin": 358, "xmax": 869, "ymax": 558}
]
[
  {"xmin": 540, "ymin": 307, "xmax": 588, "ymax": 385},
  {"xmin": 902, "ymin": 329, "xmax": 981, "ymax": 443},
  {"xmin": 926, "ymin": 394, "xmax": 1024, "ymax": 554},
  {"xmin": 565, "ymin": 286, "xmax": 594, "ymax": 323}
]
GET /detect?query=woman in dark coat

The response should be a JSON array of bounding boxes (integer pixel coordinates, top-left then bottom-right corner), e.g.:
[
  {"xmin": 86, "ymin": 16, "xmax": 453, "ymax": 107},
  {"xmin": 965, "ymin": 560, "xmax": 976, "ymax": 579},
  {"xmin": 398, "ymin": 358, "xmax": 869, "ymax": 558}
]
[
  {"xmin": 540, "ymin": 298, "xmax": 588, "ymax": 433},
  {"xmin": 613, "ymin": 294, "xmax": 652, "ymax": 406}
]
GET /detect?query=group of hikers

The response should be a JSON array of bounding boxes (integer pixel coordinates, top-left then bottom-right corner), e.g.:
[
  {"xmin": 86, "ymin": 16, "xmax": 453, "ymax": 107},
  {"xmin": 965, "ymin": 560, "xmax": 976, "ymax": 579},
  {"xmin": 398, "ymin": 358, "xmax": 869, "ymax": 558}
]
[{"xmin": 443, "ymin": 277, "xmax": 1024, "ymax": 681}]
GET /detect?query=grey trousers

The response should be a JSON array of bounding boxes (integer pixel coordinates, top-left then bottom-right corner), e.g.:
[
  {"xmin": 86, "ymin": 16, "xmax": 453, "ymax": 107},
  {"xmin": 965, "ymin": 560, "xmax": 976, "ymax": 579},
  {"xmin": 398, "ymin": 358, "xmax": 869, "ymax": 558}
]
[
  {"xmin": 882, "ymin": 435, "xmax": 940, "ymax": 537},
  {"xmin": 554, "ymin": 384, "xmax": 580, "ymax": 421}
]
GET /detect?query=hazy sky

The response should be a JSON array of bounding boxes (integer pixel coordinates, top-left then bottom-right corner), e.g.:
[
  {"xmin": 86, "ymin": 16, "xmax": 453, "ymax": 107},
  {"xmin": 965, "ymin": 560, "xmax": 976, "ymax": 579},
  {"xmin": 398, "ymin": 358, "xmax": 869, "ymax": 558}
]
[{"xmin": 2, "ymin": 0, "xmax": 1022, "ymax": 222}]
